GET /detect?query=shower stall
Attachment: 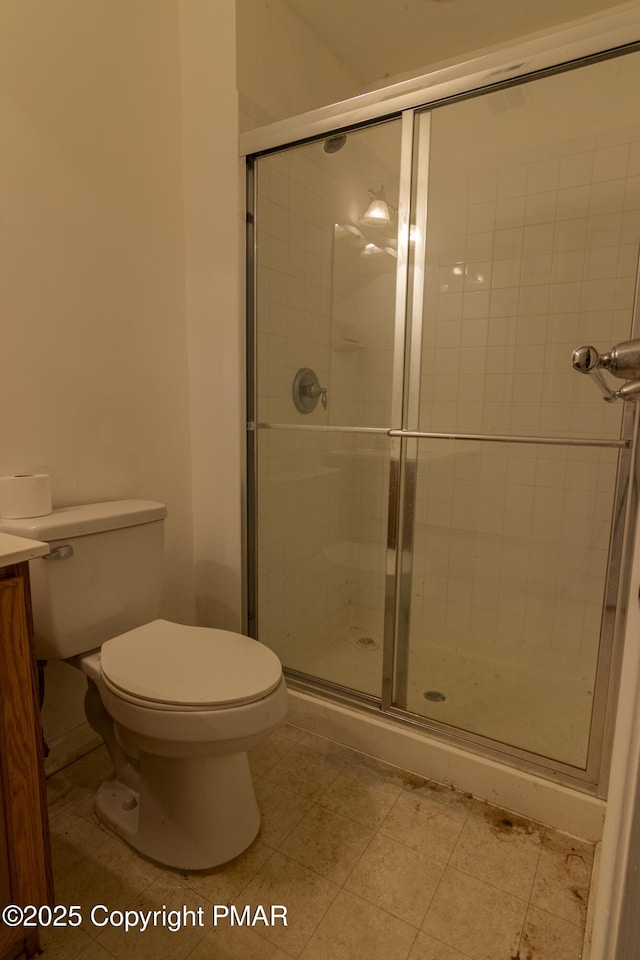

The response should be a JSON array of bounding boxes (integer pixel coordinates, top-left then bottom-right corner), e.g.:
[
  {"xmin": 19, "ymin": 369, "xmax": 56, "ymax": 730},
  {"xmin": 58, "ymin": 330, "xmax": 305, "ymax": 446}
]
[{"xmin": 243, "ymin": 20, "xmax": 640, "ymax": 798}]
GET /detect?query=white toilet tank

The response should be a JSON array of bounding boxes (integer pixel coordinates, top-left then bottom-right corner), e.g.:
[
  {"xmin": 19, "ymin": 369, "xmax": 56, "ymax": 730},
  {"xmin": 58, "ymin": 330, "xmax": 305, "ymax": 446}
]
[{"xmin": 0, "ymin": 500, "xmax": 167, "ymax": 659}]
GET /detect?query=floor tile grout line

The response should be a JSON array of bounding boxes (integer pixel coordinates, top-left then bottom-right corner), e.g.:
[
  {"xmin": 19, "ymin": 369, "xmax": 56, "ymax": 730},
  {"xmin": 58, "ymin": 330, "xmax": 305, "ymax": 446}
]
[
  {"xmin": 420, "ymin": 928, "xmax": 477, "ymax": 960},
  {"xmin": 516, "ymin": 821, "xmax": 592, "ymax": 943},
  {"xmin": 419, "ymin": 788, "xmax": 546, "ymax": 947},
  {"xmin": 345, "ymin": 779, "xmax": 471, "ymax": 933},
  {"xmin": 260, "ymin": 752, "xmax": 346, "ymax": 802},
  {"xmin": 263, "ymin": 783, "xmax": 437, "ymax": 940},
  {"xmin": 417, "ymin": 784, "xmax": 476, "ymax": 922},
  {"xmin": 45, "ymin": 742, "xmax": 108, "ymax": 779},
  {"xmin": 513, "ymin": 897, "xmax": 590, "ymax": 960},
  {"xmin": 244, "ymin": 850, "xmax": 344, "ymax": 959},
  {"xmin": 272, "ymin": 776, "xmax": 420, "ymax": 891},
  {"xmin": 328, "ymin": 884, "xmax": 424, "ymax": 939},
  {"xmin": 249, "ymin": 723, "xmax": 310, "ymax": 777},
  {"xmin": 236, "ymin": 843, "xmax": 279, "ymax": 902},
  {"xmin": 274, "ymin": 805, "xmax": 376, "ymax": 893},
  {"xmin": 85, "ymin": 932, "xmax": 125, "ymax": 959},
  {"xmin": 442, "ymin": 793, "xmax": 475, "ymax": 867},
  {"xmin": 418, "ymin": 861, "xmax": 459, "ymax": 937},
  {"xmin": 335, "ymin": 816, "xmax": 380, "ymax": 890},
  {"xmin": 56, "ymin": 802, "xmax": 113, "ymax": 839},
  {"xmin": 49, "ymin": 840, "xmax": 113, "ymax": 890},
  {"xmin": 520, "ymin": 897, "xmax": 589, "ymax": 931},
  {"xmin": 403, "ymin": 926, "xmax": 421, "ymax": 960},
  {"xmin": 273, "ymin": 803, "xmax": 445, "ymax": 930},
  {"xmin": 91, "ymin": 873, "xmax": 213, "ymax": 958},
  {"xmin": 526, "ymin": 821, "xmax": 549, "ymax": 904},
  {"xmin": 293, "ymin": 764, "xmax": 479, "ymax": 922}
]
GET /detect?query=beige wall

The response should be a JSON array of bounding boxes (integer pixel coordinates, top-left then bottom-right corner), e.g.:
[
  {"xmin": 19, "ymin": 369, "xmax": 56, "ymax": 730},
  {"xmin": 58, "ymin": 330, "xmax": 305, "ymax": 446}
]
[
  {"xmin": 179, "ymin": 0, "xmax": 243, "ymax": 631},
  {"xmin": 237, "ymin": 1, "xmax": 639, "ymax": 127},
  {"xmin": 0, "ymin": 0, "xmax": 242, "ymax": 764},
  {"xmin": 0, "ymin": 0, "xmax": 194, "ymax": 622},
  {"xmin": 0, "ymin": 0, "xmax": 243, "ymax": 635},
  {"xmin": 236, "ymin": 0, "xmax": 360, "ymax": 127}
]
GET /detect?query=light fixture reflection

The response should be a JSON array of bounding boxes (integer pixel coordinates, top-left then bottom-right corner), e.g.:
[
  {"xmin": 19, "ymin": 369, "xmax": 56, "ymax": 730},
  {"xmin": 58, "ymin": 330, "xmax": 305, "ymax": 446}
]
[{"xmin": 360, "ymin": 186, "xmax": 391, "ymax": 226}]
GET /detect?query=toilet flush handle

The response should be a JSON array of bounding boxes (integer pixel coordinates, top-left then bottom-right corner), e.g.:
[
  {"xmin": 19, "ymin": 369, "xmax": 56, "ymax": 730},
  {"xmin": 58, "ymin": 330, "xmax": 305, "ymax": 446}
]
[{"xmin": 44, "ymin": 544, "xmax": 74, "ymax": 560}]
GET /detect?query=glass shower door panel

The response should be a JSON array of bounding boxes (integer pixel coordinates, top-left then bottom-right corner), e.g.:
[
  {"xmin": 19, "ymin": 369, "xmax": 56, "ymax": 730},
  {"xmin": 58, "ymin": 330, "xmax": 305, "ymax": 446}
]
[
  {"xmin": 405, "ymin": 436, "xmax": 618, "ymax": 766},
  {"xmin": 252, "ymin": 119, "xmax": 404, "ymax": 698},
  {"xmin": 256, "ymin": 427, "xmax": 391, "ymax": 695},
  {"xmin": 400, "ymin": 54, "xmax": 640, "ymax": 767}
]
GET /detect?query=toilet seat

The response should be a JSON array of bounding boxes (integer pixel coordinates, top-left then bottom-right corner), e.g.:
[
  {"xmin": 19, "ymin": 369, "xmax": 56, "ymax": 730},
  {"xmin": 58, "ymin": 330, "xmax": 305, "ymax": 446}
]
[{"xmin": 99, "ymin": 619, "xmax": 282, "ymax": 709}]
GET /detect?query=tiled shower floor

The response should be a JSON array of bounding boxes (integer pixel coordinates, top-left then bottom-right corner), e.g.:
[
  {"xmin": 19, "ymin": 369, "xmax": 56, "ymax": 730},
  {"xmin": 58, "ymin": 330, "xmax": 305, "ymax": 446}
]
[{"xmin": 43, "ymin": 723, "xmax": 594, "ymax": 960}]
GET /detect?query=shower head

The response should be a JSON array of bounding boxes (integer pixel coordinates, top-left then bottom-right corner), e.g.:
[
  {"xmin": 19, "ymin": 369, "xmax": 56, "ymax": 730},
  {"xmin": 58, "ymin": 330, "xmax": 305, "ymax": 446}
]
[{"xmin": 324, "ymin": 135, "xmax": 347, "ymax": 154}]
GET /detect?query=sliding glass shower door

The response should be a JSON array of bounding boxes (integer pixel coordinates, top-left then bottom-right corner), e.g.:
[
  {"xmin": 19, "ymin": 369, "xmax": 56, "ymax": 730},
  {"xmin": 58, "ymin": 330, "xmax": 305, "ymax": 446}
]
[
  {"xmin": 249, "ymin": 119, "xmax": 406, "ymax": 698},
  {"xmin": 248, "ymin": 46, "xmax": 640, "ymax": 782},
  {"xmin": 393, "ymin": 55, "xmax": 640, "ymax": 773}
]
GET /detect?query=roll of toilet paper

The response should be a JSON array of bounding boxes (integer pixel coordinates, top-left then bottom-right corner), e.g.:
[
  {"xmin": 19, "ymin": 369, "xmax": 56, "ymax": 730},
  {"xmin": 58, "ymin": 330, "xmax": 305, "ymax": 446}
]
[{"xmin": 0, "ymin": 473, "xmax": 52, "ymax": 519}]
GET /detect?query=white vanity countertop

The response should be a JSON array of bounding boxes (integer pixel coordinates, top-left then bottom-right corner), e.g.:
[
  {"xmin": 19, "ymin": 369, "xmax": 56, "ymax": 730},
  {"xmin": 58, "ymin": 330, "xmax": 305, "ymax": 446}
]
[{"xmin": 0, "ymin": 532, "xmax": 49, "ymax": 566}]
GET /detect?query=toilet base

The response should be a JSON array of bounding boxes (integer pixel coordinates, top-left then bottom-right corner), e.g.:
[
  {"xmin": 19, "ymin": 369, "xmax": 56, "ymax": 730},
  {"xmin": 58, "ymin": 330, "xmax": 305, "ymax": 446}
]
[{"xmin": 96, "ymin": 750, "xmax": 261, "ymax": 870}]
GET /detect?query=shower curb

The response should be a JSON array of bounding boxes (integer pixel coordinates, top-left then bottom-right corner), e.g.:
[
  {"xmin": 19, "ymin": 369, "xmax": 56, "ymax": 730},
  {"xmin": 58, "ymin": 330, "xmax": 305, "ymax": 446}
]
[{"xmin": 287, "ymin": 688, "xmax": 605, "ymax": 842}]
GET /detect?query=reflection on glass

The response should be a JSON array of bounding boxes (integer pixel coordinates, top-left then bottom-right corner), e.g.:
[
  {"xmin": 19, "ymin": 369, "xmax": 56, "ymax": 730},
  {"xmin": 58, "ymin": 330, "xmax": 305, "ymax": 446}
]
[
  {"xmin": 253, "ymin": 119, "xmax": 403, "ymax": 697},
  {"xmin": 254, "ymin": 120, "xmax": 402, "ymax": 431}
]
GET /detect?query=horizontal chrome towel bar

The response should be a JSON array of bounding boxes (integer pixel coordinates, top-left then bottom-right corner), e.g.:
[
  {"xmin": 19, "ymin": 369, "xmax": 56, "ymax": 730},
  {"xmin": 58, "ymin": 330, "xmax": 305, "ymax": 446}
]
[
  {"xmin": 252, "ymin": 422, "xmax": 390, "ymax": 434},
  {"xmin": 387, "ymin": 429, "xmax": 630, "ymax": 448},
  {"xmin": 251, "ymin": 422, "xmax": 630, "ymax": 448}
]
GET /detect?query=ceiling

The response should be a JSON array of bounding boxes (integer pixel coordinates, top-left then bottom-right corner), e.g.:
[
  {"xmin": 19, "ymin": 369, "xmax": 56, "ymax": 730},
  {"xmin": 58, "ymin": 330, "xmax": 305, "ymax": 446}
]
[{"xmin": 284, "ymin": 0, "xmax": 629, "ymax": 88}]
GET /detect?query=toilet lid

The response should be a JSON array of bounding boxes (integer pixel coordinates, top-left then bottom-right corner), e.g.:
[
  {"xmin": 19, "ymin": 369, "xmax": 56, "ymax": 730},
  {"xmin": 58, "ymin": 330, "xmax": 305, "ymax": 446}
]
[{"xmin": 99, "ymin": 619, "xmax": 283, "ymax": 707}]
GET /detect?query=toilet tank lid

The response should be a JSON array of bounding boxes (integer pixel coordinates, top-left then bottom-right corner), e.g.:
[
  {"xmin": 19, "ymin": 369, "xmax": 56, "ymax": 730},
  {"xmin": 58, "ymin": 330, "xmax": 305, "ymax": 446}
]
[{"xmin": 0, "ymin": 499, "xmax": 167, "ymax": 541}]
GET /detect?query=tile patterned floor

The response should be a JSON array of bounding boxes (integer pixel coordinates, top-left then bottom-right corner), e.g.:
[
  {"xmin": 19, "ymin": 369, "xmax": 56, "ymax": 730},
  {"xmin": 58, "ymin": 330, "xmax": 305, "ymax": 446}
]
[{"xmin": 42, "ymin": 722, "xmax": 594, "ymax": 960}]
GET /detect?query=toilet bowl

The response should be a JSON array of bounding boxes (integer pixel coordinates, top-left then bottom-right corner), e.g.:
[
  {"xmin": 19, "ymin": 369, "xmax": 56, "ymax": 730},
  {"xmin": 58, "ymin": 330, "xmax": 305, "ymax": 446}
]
[
  {"xmin": 79, "ymin": 620, "xmax": 287, "ymax": 869},
  {"xmin": 0, "ymin": 500, "xmax": 287, "ymax": 870}
]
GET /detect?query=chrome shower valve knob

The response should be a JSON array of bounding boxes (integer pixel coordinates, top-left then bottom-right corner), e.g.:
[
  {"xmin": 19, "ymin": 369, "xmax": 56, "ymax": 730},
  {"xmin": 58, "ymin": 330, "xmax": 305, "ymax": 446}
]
[{"xmin": 292, "ymin": 368, "xmax": 328, "ymax": 414}]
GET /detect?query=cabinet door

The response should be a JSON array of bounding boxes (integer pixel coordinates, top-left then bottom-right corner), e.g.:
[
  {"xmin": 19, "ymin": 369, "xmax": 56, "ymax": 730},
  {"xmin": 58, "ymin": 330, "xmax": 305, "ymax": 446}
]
[
  {"xmin": 0, "ymin": 780, "xmax": 11, "ymax": 915},
  {"xmin": 0, "ymin": 570, "xmax": 52, "ymax": 959}
]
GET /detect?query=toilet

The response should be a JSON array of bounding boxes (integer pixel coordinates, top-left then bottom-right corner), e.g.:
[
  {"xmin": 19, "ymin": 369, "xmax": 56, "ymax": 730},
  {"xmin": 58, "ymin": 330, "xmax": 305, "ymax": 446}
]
[{"xmin": 0, "ymin": 499, "xmax": 287, "ymax": 870}]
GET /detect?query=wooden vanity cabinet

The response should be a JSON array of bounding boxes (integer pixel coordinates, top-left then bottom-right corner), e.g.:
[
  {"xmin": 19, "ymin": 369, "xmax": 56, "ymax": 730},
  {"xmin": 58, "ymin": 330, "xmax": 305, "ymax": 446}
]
[{"xmin": 0, "ymin": 561, "xmax": 53, "ymax": 960}]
